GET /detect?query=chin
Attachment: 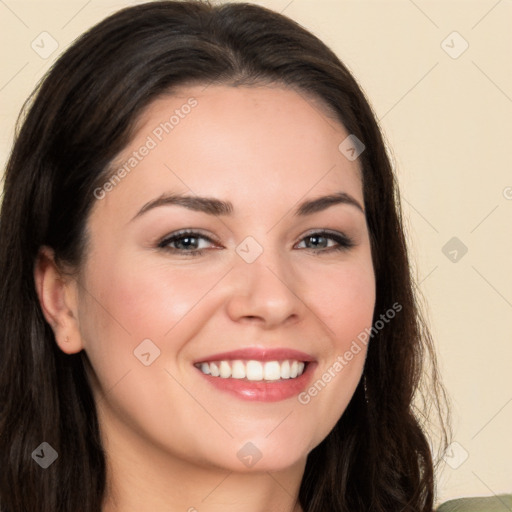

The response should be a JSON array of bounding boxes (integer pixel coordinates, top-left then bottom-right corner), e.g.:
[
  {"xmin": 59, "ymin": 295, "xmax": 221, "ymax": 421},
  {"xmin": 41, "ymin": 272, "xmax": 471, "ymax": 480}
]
[{"xmin": 219, "ymin": 435, "xmax": 313, "ymax": 474}]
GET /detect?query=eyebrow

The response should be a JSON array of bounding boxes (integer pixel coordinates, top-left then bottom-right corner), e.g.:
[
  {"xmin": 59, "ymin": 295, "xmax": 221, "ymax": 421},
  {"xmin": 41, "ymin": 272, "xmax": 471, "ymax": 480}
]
[{"xmin": 131, "ymin": 191, "xmax": 364, "ymax": 222}]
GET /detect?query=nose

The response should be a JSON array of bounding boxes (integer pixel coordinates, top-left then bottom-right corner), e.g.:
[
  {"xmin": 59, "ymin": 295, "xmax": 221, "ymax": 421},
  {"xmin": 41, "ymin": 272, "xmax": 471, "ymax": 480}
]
[{"xmin": 225, "ymin": 246, "xmax": 304, "ymax": 328}]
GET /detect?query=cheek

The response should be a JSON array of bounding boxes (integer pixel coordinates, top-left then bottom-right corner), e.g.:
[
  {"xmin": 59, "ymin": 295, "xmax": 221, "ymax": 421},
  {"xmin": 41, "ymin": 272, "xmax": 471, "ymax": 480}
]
[
  {"xmin": 77, "ymin": 253, "xmax": 231, "ymax": 391},
  {"xmin": 302, "ymin": 255, "xmax": 376, "ymax": 346},
  {"xmin": 82, "ymin": 253, "xmax": 220, "ymax": 341},
  {"xmin": 76, "ymin": 256, "xmax": 215, "ymax": 448}
]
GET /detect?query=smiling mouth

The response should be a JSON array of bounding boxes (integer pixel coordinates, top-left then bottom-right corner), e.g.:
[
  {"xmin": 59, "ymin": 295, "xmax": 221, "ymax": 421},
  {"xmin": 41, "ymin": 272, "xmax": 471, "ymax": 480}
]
[{"xmin": 194, "ymin": 359, "xmax": 308, "ymax": 381}]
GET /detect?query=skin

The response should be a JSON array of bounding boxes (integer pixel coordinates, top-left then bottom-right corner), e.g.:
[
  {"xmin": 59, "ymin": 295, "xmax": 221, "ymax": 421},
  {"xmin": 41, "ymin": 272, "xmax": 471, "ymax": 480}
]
[{"xmin": 35, "ymin": 84, "xmax": 376, "ymax": 512}]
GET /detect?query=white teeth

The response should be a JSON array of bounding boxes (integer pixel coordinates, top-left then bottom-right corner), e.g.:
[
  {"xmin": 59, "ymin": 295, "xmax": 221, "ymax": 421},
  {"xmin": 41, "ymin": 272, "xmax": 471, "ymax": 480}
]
[
  {"xmin": 246, "ymin": 360, "xmax": 263, "ymax": 381},
  {"xmin": 195, "ymin": 359, "xmax": 307, "ymax": 381},
  {"xmin": 280, "ymin": 360, "xmax": 290, "ymax": 379},
  {"xmin": 290, "ymin": 361, "xmax": 298, "ymax": 378},
  {"xmin": 231, "ymin": 360, "xmax": 246, "ymax": 379},
  {"xmin": 263, "ymin": 361, "xmax": 281, "ymax": 381},
  {"xmin": 219, "ymin": 360, "xmax": 231, "ymax": 378},
  {"xmin": 210, "ymin": 362, "xmax": 220, "ymax": 377}
]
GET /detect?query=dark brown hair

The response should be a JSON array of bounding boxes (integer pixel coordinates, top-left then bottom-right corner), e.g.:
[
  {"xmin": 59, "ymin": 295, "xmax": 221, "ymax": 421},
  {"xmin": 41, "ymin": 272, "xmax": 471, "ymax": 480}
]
[{"xmin": 0, "ymin": 1, "xmax": 450, "ymax": 511}]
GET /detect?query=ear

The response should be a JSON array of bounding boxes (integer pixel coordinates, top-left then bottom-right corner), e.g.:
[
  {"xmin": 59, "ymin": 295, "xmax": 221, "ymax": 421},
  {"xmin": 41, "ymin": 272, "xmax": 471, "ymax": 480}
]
[{"xmin": 33, "ymin": 246, "xmax": 84, "ymax": 354}]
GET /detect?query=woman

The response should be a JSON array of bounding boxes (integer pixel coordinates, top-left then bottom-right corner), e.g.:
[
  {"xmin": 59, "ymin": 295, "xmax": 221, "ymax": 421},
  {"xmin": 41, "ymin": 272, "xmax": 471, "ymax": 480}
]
[{"xmin": 0, "ymin": 1, "xmax": 450, "ymax": 510}]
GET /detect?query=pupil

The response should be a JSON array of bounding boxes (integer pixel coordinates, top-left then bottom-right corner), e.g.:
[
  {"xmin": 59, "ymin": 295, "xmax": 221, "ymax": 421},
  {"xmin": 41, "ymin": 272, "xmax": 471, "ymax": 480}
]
[
  {"xmin": 310, "ymin": 235, "xmax": 325, "ymax": 248},
  {"xmin": 180, "ymin": 236, "xmax": 196, "ymax": 249}
]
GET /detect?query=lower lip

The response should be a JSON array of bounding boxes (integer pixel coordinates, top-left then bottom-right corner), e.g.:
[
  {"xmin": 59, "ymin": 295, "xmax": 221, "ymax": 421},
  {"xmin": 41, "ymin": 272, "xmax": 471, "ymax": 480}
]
[{"xmin": 195, "ymin": 362, "xmax": 317, "ymax": 402}]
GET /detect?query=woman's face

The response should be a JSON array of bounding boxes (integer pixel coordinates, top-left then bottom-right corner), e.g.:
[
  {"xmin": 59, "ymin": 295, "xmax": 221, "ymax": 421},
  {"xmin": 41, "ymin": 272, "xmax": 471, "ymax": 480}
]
[{"xmin": 73, "ymin": 84, "xmax": 375, "ymax": 473}]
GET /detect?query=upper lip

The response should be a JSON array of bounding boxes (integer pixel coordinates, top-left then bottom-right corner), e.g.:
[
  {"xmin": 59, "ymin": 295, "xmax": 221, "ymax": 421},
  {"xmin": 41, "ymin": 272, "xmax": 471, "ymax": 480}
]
[{"xmin": 193, "ymin": 348, "xmax": 316, "ymax": 364}]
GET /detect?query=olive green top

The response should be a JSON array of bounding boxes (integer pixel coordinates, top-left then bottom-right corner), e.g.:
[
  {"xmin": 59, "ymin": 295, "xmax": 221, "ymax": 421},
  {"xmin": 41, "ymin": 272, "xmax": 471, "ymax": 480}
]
[{"xmin": 436, "ymin": 494, "xmax": 512, "ymax": 511}]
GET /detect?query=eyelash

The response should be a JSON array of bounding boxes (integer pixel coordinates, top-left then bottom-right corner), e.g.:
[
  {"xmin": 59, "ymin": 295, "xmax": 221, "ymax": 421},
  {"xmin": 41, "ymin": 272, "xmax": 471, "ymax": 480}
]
[{"xmin": 157, "ymin": 229, "xmax": 355, "ymax": 256}]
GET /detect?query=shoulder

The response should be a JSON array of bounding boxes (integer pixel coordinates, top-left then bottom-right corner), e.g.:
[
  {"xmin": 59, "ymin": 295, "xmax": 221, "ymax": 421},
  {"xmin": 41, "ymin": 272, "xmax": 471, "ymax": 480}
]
[{"xmin": 436, "ymin": 494, "xmax": 512, "ymax": 511}]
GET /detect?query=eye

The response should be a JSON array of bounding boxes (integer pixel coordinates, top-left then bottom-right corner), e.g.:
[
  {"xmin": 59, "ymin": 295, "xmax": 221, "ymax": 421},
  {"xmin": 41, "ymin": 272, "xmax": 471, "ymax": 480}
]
[
  {"xmin": 158, "ymin": 230, "xmax": 217, "ymax": 255},
  {"xmin": 296, "ymin": 230, "xmax": 355, "ymax": 253}
]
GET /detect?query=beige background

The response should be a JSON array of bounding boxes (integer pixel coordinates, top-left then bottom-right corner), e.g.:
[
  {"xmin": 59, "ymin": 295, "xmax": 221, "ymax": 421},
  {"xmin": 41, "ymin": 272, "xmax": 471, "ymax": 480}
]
[{"xmin": 1, "ymin": 0, "xmax": 511, "ymax": 504}]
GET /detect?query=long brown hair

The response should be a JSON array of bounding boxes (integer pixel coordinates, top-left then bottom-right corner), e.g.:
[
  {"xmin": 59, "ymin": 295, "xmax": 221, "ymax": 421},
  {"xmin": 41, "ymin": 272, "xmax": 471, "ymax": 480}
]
[{"xmin": 0, "ymin": 1, "xmax": 450, "ymax": 510}]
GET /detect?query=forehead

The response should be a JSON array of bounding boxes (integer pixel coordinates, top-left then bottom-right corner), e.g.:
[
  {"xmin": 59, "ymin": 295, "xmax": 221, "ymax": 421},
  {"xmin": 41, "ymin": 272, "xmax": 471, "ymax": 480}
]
[{"xmin": 93, "ymin": 84, "xmax": 363, "ymax": 222}]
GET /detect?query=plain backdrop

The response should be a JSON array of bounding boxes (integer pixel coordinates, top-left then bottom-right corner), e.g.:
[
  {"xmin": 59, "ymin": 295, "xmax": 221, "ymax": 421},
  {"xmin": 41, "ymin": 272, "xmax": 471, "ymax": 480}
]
[{"xmin": 1, "ymin": 0, "xmax": 511, "ymax": 504}]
